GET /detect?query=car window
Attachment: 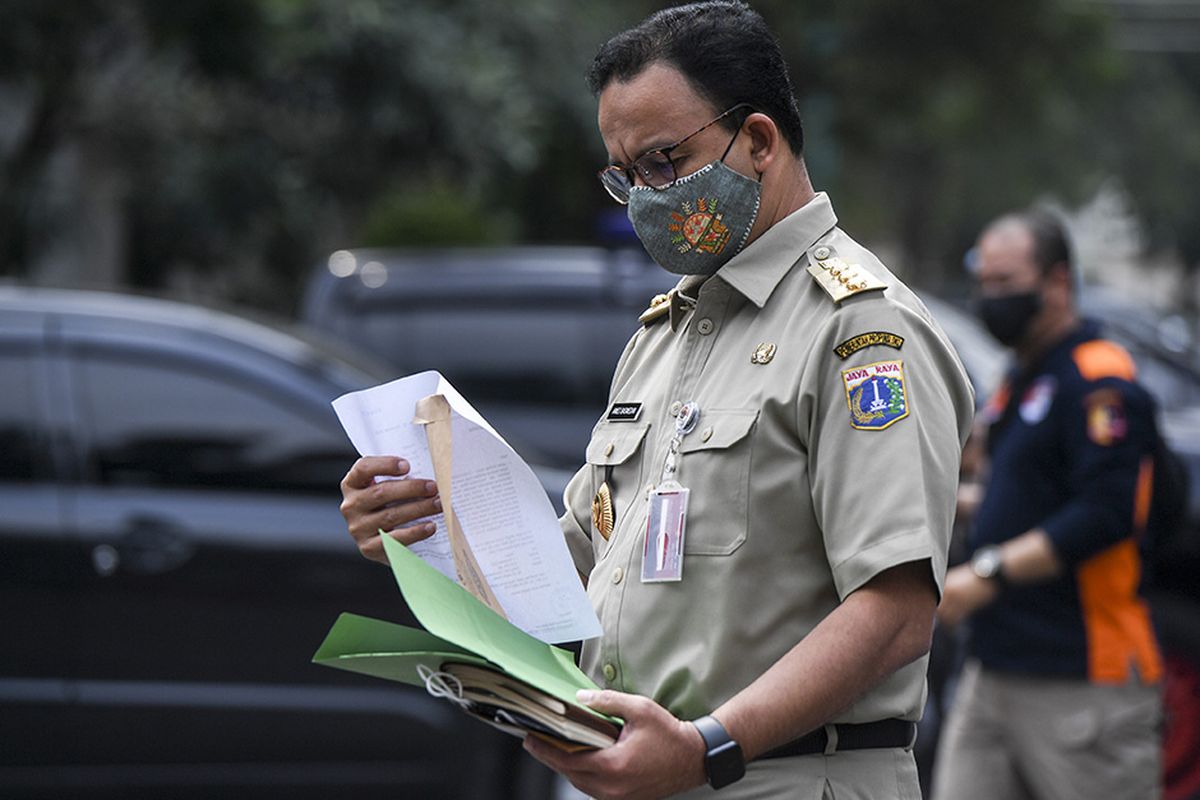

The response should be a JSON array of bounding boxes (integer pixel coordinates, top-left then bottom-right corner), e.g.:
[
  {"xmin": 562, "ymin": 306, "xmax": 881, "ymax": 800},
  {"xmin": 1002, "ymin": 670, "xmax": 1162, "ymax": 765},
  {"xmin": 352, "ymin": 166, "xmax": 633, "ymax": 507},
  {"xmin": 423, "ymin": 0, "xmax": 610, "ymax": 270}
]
[
  {"xmin": 0, "ymin": 348, "xmax": 48, "ymax": 481},
  {"xmin": 75, "ymin": 354, "xmax": 356, "ymax": 494}
]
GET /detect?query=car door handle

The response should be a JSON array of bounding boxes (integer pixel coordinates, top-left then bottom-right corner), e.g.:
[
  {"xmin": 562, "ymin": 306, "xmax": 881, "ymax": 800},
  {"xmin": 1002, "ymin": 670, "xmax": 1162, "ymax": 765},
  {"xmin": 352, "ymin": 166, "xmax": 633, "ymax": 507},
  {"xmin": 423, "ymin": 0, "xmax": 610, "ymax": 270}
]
[{"xmin": 92, "ymin": 517, "xmax": 196, "ymax": 576}]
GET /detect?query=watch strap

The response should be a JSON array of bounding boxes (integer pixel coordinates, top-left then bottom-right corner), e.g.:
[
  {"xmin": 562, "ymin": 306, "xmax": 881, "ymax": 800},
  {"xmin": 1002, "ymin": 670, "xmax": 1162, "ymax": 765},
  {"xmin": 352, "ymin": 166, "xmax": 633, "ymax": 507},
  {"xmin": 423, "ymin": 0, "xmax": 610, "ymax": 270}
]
[{"xmin": 692, "ymin": 715, "xmax": 745, "ymax": 790}]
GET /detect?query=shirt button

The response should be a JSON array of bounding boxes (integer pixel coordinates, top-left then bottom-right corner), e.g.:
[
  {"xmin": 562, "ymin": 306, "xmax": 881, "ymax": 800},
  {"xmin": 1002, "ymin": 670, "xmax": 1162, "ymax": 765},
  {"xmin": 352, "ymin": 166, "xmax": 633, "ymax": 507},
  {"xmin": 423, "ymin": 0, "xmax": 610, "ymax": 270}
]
[
  {"xmin": 603, "ymin": 663, "xmax": 617, "ymax": 682},
  {"xmin": 697, "ymin": 318, "xmax": 715, "ymax": 335},
  {"xmin": 814, "ymin": 245, "xmax": 831, "ymax": 260},
  {"xmin": 612, "ymin": 567, "xmax": 624, "ymax": 585},
  {"xmin": 670, "ymin": 400, "xmax": 683, "ymax": 416},
  {"xmin": 604, "ymin": 442, "xmax": 615, "ymax": 457},
  {"xmin": 701, "ymin": 427, "xmax": 713, "ymax": 442}
]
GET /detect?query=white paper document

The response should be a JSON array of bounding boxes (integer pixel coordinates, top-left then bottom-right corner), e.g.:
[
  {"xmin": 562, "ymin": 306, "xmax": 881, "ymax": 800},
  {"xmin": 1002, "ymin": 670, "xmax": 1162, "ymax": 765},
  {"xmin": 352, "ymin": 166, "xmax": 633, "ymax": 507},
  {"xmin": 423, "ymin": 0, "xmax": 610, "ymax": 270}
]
[{"xmin": 332, "ymin": 371, "xmax": 601, "ymax": 643}]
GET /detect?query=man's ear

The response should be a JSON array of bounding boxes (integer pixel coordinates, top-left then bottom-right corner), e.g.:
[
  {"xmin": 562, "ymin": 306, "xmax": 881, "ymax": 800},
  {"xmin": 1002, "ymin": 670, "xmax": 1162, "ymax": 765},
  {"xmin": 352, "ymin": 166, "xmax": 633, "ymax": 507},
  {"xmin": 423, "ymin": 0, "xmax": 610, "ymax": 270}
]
[
  {"xmin": 1047, "ymin": 261, "xmax": 1072, "ymax": 290},
  {"xmin": 1044, "ymin": 261, "xmax": 1075, "ymax": 308},
  {"xmin": 743, "ymin": 113, "xmax": 780, "ymax": 174}
]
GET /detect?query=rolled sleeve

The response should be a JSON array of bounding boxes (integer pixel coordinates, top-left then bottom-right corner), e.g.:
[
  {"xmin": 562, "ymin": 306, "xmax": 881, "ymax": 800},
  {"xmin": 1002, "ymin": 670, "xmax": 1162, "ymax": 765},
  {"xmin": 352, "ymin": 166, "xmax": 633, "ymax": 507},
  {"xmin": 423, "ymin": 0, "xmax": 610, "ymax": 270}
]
[{"xmin": 831, "ymin": 526, "xmax": 942, "ymax": 598}]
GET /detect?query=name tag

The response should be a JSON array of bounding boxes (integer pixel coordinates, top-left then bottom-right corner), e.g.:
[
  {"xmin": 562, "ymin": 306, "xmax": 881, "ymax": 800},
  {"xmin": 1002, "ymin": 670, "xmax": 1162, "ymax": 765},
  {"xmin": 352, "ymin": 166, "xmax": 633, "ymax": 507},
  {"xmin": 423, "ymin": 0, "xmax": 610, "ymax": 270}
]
[
  {"xmin": 642, "ymin": 484, "xmax": 688, "ymax": 583},
  {"xmin": 607, "ymin": 402, "xmax": 643, "ymax": 422}
]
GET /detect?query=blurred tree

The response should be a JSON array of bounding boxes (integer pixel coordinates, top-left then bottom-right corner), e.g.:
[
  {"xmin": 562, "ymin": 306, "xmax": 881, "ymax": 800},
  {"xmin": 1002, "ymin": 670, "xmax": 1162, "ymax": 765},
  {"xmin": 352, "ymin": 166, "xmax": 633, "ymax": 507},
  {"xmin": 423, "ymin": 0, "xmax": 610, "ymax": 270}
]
[
  {"xmin": 1101, "ymin": 50, "xmax": 1200, "ymax": 293},
  {"xmin": 2, "ymin": 0, "xmax": 1200, "ymax": 313},
  {"xmin": 0, "ymin": 0, "xmax": 623, "ymax": 310},
  {"xmin": 771, "ymin": 0, "xmax": 1123, "ymax": 287},
  {"xmin": 0, "ymin": 0, "xmax": 112, "ymax": 274},
  {"xmin": 357, "ymin": 180, "xmax": 514, "ymax": 247}
]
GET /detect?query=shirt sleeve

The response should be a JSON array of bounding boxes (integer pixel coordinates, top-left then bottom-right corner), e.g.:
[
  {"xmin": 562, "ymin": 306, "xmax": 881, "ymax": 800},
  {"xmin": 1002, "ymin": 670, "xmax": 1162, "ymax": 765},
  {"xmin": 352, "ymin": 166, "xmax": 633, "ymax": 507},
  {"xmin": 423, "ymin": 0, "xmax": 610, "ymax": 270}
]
[
  {"xmin": 803, "ymin": 294, "xmax": 974, "ymax": 600},
  {"xmin": 1040, "ymin": 376, "xmax": 1155, "ymax": 566}
]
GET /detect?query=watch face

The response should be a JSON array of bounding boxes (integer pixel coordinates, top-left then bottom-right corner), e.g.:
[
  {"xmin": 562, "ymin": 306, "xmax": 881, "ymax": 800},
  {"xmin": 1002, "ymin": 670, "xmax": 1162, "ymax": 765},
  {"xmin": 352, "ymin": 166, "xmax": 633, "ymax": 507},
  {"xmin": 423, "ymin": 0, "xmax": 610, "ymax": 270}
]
[
  {"xmin": 707, "ymin": 740, "xmax": 745, "ymax": 789},
  {"xmin": 972, "ymin": 548, "xmax": 1002, "ymax": 579}
]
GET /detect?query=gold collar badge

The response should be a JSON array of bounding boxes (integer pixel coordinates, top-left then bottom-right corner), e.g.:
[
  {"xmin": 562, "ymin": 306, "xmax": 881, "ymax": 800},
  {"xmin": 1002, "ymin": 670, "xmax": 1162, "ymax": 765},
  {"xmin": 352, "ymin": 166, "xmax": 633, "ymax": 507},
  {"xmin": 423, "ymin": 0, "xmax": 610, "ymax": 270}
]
[{"xmin": 751, "ymin": 342, "xmax": 777, "ymax": 365}]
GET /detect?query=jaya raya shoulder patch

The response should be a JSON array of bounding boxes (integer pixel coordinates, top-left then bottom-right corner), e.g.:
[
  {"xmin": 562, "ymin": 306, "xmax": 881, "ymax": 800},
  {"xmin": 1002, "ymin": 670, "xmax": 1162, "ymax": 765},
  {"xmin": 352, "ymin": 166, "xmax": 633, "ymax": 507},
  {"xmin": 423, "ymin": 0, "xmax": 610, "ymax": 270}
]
[{"xmin": 841, "ymin": 360, "xmax": 910, "ymax": 430}]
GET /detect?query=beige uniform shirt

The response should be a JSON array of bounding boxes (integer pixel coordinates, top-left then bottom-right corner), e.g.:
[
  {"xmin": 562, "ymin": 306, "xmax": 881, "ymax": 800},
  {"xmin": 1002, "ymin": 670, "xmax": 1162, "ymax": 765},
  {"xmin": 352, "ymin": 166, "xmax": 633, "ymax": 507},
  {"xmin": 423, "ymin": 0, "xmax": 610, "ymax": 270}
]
[{"xmin": 560, "ymin": 192, "xmax": 974, "ymax": 728}]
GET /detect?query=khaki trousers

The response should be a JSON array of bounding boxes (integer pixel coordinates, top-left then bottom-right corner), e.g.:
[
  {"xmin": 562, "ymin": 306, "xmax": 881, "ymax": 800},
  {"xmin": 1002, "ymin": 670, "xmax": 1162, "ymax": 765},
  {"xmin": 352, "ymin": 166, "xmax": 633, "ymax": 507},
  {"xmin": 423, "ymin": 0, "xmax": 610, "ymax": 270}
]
[
  {"xmin": 932, "ymin": 660, "xmax": 1161, "ymax": 800},
  {"xmin": 668, "ymin": 747, "xmax": 921, "ymax": 799}
]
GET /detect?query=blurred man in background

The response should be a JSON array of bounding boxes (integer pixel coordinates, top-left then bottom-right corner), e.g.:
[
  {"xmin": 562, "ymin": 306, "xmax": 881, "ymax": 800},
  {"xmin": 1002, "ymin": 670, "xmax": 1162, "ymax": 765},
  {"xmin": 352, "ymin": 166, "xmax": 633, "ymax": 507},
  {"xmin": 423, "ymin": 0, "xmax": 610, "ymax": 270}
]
[{"xmin": 934, "ymin": 210, "xmax": 1162, "ymax": 800}]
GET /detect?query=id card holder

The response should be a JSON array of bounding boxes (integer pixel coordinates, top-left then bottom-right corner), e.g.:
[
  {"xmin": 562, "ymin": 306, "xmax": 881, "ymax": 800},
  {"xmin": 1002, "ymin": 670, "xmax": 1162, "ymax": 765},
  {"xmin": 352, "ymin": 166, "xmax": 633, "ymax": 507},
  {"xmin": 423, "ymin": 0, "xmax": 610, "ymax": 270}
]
[{"xmin": 641, "ymin": 480, "xmax": 689, "ymax": 583}]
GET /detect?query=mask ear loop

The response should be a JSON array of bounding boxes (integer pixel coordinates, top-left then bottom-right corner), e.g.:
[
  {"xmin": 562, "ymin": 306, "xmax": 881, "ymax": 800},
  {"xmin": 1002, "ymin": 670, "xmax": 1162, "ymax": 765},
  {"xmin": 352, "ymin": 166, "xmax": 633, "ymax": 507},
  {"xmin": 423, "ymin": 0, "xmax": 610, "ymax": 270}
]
[
  {"xmin": 416, "ymin": 663, "xmax": 472, "ymax": 711},
  {"xmin": 718, "ymin": 116, "xmax": 764, "ymax": 183}
]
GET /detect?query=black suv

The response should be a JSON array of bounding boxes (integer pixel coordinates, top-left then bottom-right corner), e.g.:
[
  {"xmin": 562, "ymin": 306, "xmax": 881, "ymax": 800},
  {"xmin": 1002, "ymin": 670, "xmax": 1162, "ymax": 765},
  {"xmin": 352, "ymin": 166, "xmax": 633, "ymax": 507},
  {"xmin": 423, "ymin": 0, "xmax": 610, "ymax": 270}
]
[{"xmin": 0, "ymin": 287, "xmax": 554, "ymax": 799}]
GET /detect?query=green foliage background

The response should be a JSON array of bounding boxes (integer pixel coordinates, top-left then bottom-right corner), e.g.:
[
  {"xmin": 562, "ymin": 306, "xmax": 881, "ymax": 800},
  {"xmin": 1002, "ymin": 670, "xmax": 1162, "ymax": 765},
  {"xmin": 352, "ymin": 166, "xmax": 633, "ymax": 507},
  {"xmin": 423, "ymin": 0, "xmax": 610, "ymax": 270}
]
[{"xmin": 1, "ymin": 0, "xmax": 1198, "ymax": 313}]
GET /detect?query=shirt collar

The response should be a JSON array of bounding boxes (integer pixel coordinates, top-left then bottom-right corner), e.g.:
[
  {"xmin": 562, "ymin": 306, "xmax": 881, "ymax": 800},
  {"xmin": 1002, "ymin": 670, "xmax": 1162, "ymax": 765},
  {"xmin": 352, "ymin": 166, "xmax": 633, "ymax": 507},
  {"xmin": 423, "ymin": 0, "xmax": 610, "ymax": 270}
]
[{"xmin": 714, "ymin": 191, "xmax": 839, "ymax": 308}]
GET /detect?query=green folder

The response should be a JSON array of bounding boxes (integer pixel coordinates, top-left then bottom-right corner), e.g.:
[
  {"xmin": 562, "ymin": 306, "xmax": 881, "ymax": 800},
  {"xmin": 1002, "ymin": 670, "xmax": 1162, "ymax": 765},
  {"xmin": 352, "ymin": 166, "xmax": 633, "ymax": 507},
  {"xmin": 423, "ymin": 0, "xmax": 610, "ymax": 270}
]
[{"xmin": 313, "ymin": 534, "xmax": 617, "ymax": 724}]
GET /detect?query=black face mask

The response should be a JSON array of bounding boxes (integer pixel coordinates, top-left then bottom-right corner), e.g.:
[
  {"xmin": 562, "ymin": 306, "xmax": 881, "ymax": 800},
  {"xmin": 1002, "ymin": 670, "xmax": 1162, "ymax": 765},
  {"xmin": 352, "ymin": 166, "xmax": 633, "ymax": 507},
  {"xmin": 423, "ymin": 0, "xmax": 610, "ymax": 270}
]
[{"xmin": 977, "ymin": 290, "xmax": 1042, "ymax": 347}]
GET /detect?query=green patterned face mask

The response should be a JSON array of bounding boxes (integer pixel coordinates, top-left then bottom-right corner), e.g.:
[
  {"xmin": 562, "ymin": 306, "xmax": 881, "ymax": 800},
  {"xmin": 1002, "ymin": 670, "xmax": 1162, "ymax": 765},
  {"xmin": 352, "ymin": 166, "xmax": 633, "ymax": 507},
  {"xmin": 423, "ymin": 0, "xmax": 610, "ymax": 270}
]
[{"xmin": 627, "ymin": 161, "xmax": 762, "ymax": 275}]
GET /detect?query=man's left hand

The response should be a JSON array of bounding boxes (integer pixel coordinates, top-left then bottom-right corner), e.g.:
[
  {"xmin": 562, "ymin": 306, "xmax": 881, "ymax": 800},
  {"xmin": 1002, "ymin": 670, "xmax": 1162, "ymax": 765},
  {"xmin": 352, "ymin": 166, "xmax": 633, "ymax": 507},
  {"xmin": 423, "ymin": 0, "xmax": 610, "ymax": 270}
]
[{"xmin": 523, "ymin": 689, "xmax": 708, "ymax": 800}]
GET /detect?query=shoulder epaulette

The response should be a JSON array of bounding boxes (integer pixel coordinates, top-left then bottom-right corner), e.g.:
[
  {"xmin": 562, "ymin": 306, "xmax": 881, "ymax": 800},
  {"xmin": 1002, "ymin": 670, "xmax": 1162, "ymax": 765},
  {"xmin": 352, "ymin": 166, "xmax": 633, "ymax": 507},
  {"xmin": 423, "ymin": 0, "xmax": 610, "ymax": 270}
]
[
  {"xmin": 1071, "ymin": 339, "xmax": 1137, "ymax": 382},
  {"xmin": 638, "ymin": 291, "xmax": 673, "ymax": 326},
  {"xmin": 806, "ymin": 244, "xmax": 887, "ymax": 304}
]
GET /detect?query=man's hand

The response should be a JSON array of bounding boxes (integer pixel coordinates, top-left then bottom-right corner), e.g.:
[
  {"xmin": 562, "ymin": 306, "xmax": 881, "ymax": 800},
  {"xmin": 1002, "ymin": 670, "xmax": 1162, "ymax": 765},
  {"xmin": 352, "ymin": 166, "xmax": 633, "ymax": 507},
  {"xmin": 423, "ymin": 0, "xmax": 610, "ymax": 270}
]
[
  {"xmin": 938, "ymin": 530, "xmax": 1061, "ymax": 627},
  {"xmin": 936, "ymin": 564, "xmax": 999, "ymax": 627},
  {"xmin": 339, "ymin": 456, "xmax": 442, "ymax": 564},
  {"xmin": 523, "ymin": 689, "xmax": 707, "ymax": 800}
]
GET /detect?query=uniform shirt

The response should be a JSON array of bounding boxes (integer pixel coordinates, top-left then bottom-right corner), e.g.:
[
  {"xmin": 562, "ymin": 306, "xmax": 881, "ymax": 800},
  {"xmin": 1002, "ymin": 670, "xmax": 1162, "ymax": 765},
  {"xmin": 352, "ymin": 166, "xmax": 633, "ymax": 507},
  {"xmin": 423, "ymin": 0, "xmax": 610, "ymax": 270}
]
[
  {"xmin": 559, "ymin": 193, "xmax": 974, "ymax": 725},
  {"xmin": 968, "ymin": 320, "xmax": 1162, "ymax": 683}
]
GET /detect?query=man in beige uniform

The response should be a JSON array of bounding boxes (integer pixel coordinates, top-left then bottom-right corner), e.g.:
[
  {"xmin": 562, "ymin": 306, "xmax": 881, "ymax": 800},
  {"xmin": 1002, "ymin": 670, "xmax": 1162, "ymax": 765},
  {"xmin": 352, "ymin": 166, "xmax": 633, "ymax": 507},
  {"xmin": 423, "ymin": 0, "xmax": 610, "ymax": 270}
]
[{"xmin": 339, "ymin": 2, "xmax": 972, "ymax": 797}]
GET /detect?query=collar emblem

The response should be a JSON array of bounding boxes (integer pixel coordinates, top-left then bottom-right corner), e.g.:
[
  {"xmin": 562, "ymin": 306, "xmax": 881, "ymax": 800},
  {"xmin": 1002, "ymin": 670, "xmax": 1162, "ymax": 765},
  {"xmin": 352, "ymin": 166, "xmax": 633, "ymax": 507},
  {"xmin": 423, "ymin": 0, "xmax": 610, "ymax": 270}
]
[{"xmin": 751, "ymin": 343, "xmax": 777, "ymax": 365}]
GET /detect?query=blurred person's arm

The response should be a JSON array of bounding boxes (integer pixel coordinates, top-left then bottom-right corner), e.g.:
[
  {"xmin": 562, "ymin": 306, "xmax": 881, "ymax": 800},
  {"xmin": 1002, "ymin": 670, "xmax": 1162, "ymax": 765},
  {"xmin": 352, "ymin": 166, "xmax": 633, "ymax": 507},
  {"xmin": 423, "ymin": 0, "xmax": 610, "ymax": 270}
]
[
  {"xmin": 938, "ymin": 529, "xmax": 1060, "ymax": 626},
  {"xmin": 939, "ymin": 375, "xmax": 1156, "ymax": 627}
]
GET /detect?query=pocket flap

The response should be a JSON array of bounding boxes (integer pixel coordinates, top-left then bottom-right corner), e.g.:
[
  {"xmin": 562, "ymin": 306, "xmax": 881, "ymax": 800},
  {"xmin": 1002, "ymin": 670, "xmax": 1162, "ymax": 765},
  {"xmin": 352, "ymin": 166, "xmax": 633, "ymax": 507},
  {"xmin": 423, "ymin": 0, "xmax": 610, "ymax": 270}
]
[
  {"xmin": 586, "ymin": 422, "xmax": 651, "ymax": 466},
  {"xmin": 679, "ymin": 409, "xmax": 758, "ymax": 453}
]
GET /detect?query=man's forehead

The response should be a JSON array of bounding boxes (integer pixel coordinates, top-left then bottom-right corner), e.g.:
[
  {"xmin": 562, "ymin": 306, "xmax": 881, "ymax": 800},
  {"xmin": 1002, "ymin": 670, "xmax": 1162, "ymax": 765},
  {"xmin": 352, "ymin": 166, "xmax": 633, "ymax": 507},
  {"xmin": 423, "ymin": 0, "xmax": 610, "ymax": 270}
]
[
  {"xmin": 977, "ymin": 224, "xmax": 1039, "ymax": 280},
  {"xmin": 596, "ymin": 62, "xmax": 718, "ymax": 162}
]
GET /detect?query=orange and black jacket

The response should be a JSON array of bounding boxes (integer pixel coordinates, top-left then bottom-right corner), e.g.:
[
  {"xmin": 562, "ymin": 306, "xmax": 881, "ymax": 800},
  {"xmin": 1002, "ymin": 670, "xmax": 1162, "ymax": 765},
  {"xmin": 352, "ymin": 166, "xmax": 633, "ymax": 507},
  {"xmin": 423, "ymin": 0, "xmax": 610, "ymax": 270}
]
[{"xmin": 969, "ymin": 320, "xmax": 1161, "ymax": 683}]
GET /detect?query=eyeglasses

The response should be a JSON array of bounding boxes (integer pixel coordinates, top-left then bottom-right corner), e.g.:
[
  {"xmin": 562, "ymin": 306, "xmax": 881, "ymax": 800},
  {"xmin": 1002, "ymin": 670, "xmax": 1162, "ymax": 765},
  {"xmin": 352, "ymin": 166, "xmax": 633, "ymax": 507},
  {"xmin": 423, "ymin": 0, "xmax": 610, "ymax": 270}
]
[{"xmin": 597, "ymin": 103, "xmax": 753, "ymax": 205}]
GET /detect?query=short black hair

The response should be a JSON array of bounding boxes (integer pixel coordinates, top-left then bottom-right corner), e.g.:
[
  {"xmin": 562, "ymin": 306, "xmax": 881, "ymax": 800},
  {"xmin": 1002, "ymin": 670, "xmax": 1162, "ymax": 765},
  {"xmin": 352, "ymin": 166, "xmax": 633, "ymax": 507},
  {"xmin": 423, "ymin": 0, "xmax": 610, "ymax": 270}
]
[
  {"xmin": 586, "ymin": 1, "xmax": 805, "ymax": 155},
  {"xmin": 988, "ymin": 209, "xmax": 1073, "ymax": 277}
]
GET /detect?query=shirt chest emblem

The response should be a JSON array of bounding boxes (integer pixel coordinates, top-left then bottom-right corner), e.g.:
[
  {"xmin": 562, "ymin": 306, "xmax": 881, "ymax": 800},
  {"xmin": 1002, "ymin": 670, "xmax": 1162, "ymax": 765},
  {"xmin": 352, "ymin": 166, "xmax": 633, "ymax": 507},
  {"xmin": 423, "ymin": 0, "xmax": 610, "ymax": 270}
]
[
  {"xmin": 841, "ymin": 359, "xmax": 909, "ymax": 430},
  {"xmin": 1019, "ymin": 376, "xmax": 1056, "ymax": 424}
]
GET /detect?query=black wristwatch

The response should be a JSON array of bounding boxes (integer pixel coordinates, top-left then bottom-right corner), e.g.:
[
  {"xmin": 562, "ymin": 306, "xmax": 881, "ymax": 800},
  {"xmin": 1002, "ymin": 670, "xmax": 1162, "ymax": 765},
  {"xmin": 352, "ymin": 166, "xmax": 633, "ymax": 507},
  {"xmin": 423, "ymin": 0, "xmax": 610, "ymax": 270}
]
[
  {"xmin": 971, "ymin": 545, "xmax": 1007, "ymax": 587},
  {"xmin": 692, "ymin": 715, "xmax": 745, "ymax": 790}
]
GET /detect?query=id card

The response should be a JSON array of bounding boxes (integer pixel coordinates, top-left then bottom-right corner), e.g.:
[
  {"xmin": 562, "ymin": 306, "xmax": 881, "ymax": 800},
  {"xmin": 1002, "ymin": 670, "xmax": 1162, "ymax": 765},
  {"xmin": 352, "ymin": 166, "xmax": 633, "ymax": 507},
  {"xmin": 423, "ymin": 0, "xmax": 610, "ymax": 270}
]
[{"xmin": 641, "ymin": 484, "xmax": 689, "ymax": 582}]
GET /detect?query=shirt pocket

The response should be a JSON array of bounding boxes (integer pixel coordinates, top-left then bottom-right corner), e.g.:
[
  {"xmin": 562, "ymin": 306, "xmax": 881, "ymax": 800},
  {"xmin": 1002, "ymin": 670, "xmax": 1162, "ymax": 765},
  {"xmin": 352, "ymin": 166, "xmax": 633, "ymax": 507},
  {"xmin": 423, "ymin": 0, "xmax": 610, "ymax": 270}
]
[
  {"xmin": 678, "ymin": 408, "xmax": 758, "ymax": 556},
  {"xmin": 585, "ymin": 421, "xmax": 651, "ymax": 554}
]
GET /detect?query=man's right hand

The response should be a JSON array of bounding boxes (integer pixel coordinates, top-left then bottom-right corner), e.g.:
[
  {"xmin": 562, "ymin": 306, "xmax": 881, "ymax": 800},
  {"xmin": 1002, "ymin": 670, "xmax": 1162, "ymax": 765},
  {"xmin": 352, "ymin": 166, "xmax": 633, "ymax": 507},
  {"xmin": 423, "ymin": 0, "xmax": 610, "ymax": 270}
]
[{"xmin": 339, "ymin": 456, "xmax": 442, "ymax": 564}]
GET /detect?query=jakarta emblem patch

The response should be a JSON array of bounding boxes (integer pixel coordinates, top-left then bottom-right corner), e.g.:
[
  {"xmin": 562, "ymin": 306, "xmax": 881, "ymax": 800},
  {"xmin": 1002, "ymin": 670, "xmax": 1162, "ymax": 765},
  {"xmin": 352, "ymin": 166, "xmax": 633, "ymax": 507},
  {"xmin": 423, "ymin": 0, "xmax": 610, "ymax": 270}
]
[
  {"xmin": 841, "ymin": 360, "xmax": 909, "ymax": 430},
  {"xmin": 1084, "ymin": 388, "xmax": 1127, "ymax": 446}
]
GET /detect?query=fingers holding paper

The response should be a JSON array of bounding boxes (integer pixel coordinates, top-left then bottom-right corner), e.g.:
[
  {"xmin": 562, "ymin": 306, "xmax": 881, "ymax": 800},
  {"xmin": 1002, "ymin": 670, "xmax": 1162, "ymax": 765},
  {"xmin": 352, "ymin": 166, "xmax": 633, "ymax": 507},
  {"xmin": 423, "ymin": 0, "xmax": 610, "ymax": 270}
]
[
  {"xmin": 340, "ymin": 456, "xmax": 441, "ymax": 564},
  {"xmin": 523, "ymin": 689, "xmax": 707, "ymax": 800}
]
